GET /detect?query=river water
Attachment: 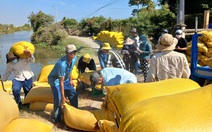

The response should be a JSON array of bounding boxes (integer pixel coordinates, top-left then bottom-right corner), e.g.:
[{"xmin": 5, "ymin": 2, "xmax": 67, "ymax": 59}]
[{"xmin": 0, "ymin": 31, "xmax": 58, "ymax": 81}]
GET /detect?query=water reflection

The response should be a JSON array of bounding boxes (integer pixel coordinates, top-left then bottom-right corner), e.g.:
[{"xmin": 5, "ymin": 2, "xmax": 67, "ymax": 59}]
[{"xmin": 0, "ymin": 31, "xmax": 59, "ymax": 81}]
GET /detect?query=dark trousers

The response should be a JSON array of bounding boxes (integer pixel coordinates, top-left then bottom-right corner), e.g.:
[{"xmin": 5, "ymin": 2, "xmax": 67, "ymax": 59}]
[{"xmin": 12, "ymin": 78, "xmax": 33, "ymax": 104}]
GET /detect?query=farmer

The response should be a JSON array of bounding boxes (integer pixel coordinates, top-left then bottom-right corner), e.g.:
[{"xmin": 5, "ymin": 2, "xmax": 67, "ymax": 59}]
[
  {"xmin": 77, "ymin": 53, "xmax": 96, "ymax": 74},
  {"xmin": 90, "ymin": 67, "xmax": 137, "ymax": 91},
  {"xmin": 2, "ymin": 50, "xmax": 35, "ymax": 108},
  {"xmin": 174, "ymin": 29, "xmax": 188, "ymax": 54},
  {"xmin": 98, "ymin": 42, "xmax": 125, "ymax": 69},
  {"xmin": 121, "ymin": 37, "xmax": 138, "ymax": 73},
  {"xmin": 129, "ymin": 28, "xmax": 140, "ymax": 74},
  {"xmin": 137, "ymin": 35, "xmax": 152, "ymax": 82},
  {"xmin": 146, "ymin": 33, "xmax": 190, "ymax": 82},
  {"xmin": 48, "ymin": 44, "xmax": 78, "ymax": 128}
]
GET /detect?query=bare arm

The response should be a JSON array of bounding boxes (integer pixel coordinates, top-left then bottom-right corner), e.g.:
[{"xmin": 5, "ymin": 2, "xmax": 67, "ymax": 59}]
[{"xmin": 59, "ymin": 76, "xmax": 67, "ymax": 107}]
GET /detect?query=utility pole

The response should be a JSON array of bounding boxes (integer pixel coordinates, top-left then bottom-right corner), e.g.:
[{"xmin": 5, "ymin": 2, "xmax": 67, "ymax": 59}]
[
  {"xmin": 52, "ymin": 5, "xmax": 57, "ymax": 23},
  {"xmin": 177, "ymin": 0, "xmax": 185, "ymax": 24},
  {"xmin": 176, "ymin": 0, "xmax": 186, "ymax": 38}
]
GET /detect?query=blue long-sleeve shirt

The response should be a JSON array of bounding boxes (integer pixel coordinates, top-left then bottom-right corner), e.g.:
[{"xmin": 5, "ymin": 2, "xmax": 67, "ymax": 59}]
[{"xmin": 139, "ymin": 35, "xmax": 152, "ymax": 60}]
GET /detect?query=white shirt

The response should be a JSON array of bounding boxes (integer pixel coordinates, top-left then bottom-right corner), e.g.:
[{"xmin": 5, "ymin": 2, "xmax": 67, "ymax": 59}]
[
  {"xmin": 146, "ymin": 51, "xmax": 190, "ymax": 82},
  {"xmin": 2, "ymin": 56, "xmax": 35, "ymax": 81}
]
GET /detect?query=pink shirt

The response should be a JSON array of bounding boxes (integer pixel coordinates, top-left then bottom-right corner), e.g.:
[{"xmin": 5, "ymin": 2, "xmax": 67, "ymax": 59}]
[
  {"xmin": 2, "ymin": 56, "xmax": 35, "ymax": 81},
  {"xmin": 146, "ymin": 51, "xmax": 190, "ymax": 82}
]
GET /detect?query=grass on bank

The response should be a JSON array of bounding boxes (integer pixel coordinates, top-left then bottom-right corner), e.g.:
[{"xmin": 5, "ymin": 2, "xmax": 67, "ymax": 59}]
[{"xmin": 34, "ymin": 37, "xmax": 97, "ymax": 59}]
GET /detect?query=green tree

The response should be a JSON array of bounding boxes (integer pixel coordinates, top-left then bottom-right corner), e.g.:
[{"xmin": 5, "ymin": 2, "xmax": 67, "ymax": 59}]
[
  {"xmin": 79, "ymin": 16, "xmax": 107, "ymax": 36},
  {"xmin": 158, "ymin": 0, "xmax": 212, "ymax": 14},
  {"xmin": 61, "ymin": 17, "xmax": 79, "ymax": 35},
  {"xmin": 61, "ymin": 17, "xmax": 78, "ymax": 30},
  {"xmin": 28, "ymin": 11, "xmax": 54, "ymax": 32}
]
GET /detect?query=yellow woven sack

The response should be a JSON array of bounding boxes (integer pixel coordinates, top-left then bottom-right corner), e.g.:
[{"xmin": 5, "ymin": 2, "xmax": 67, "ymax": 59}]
[
  {"xmin": 33, "ymin": 82, "xmax": 50, "ymax": 87},
  {"xmin": 205, "ymin": 41, "xmax": 212, "ymax": 48},
  {"xmin": 3, "ymin": 119, "xmax": 52, "ymax": 132},
  {"xmin": 29, "ymin": 102, "xmax": 53, "ymax": 112},
  {"xmin": 37, "ymin": 64, "xmax": 78, "ymax": 83},
  {"xmin": 186, "ymin": 55, "xmax": 190, "ymax": 62},
  {"xmin": 103, "ymin": 78, "xmax": 200, "ymax": 122},
  {"xmin": 199, "ymin": 30, "xmax": 212, "ymax": 42},
  {"xmin": 0, "ymin": 90, "xmax": 19, "ymax": 132},
  {"xmin": 9, "ymin": 41, "xmax": 35, "ymax": 58},
  {"xmin": 37, "ymin": 65, "xmax": 54, "ymax": 83},
  {"xmin": 98, "ymin": 120, "xmax": 118, "ymax": 132},
  {"xmin": 197, "ymin": 42, "xmax": 208, "ymax": 53},
  {"xmin": 207, "ymin": 57, "xmax": 212, "ymax": 68},
  {"xmin": 63, "ymin": 103, "xmax": 99, "ymax": 131},
  {"xmin": 23, "ymin": 86, "xmax": 53, "ymax": 104},
  {"xmin": 78, "ymin": 70, "xmax": 95, "ymax": 85},
  {"xmin": 119, "ymin": 84, "xmax": 212, "ymax": 132},
  {"xmin": 71, "ymin": 65, "xmax": 79, "ymax": 79},
  {"xmin": 204, "ymin": 52, "xmax": 212, "ymax": 58},
  {"xmin": 78, "ymin": 70, "xmax": 102, "ymax": 90},
  {"xmin": 0, "ymin": 80, "xmax": 13, "ymax": 94},
  {"xmin": 91, "ymin": 109, "xmax": 106, "ymax": 121}
]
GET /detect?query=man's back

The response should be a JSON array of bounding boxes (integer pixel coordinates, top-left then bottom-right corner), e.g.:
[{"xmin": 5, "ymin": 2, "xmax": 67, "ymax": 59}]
[
  {"xmin": 101, "ymin": 68, "xmax": 137, "ymax": 86},
  {"xmin": 146, "ymin": 51, "xmax": 190, "ymax": 82}
]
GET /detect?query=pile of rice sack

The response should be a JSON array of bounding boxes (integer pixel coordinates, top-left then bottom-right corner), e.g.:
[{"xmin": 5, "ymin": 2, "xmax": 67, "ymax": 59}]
[
  {"xmin": 93, "ymin": 30, "xmax": 124, "ymax": 49},
  {"xmin": 62, "ymin": 78, "xmax": 212, "ymax": 132},
  {"xmin": 24, "ymin": 64, "xmax": 79, "ymax": 113},
  {"xmin": 186, "ymin": 30, "xmax": 212, "ymax": 67},
  {"xmin": 0, "ymin": 89, "xmax": 52, "ymax": 132}
]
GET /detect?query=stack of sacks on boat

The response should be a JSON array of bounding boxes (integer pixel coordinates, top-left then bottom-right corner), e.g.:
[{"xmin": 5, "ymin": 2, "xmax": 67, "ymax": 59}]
[
  {"xmin": 0, "ymin": 90, "xmax": 52, "ymax": 132},
  {"xmin": 61, "ymin": 78, "xmax": 201, "ymax": 131},
  {"xmin": 23, "ymin": 64, "xmax": 79, "ymax": 113},
  {"xmin": 186, "ymin": 30, "xmax": 212, "ymax": 66}
]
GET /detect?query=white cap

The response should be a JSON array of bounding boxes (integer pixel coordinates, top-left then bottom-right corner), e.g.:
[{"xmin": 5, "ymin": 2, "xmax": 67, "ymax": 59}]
[
  {"xmin": 65, "ymin": 44, "xmax": 77, "ymax": 53},
  {"xmin": 175, "ymin": 29, "xmax": 183, "ymax": 34}
]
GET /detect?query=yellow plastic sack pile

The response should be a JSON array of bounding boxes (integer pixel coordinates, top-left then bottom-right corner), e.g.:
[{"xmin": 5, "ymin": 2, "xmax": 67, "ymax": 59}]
[
  {"xmin": 119, "ymin": 84, "xmax": 212, "ymax": 132},
  {"xmin": 0, "ymin": 90, "xmax": 52, "ymax": 132},
  {"xmin": 33, "ymin": 64, "xmax": 79, "ymax": 88},
  {"xmin": 9, "ymin": 41, "xmax": 35, "ymax": 58},
  {"xmin": 186, "ymin": 30, "xmax": 212, "ymax": 66},
  {"xmin": 26, "ymin": 64, "xmax": 79, "ymax": 112},
  {"xmin": 94, "ymin": 30, "xmax": 124, "ymax": 49},
  {"xmin": 23, "ymin": 86, "xmax": 54, "ymax": 112},
  {"xmin": 61, "ymin": 78, "xmax": 202, "ymax": 132},
  {"xmin": 102, "ymin": 78, "xmax": 200, "ymax": 123}
]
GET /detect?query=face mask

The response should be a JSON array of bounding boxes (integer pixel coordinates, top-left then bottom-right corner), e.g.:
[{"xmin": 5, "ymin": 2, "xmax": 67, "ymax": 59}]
[{"xmin": 12, "ymin": 59, "xmax": 18, "ymax": 64}]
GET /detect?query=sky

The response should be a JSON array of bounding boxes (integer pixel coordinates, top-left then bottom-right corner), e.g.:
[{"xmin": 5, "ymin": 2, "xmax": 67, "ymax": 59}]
[{"xmin": 0, "ymin": 0, "xmax": 143, "ymax": 26}]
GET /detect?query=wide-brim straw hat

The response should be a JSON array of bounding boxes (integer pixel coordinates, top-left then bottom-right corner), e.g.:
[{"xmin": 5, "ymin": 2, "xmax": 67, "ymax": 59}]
[
  {"xmin": 130, "ymin": 28, "xmax": 137, "ymax": 33},
  {"xmin": 6, "ymin": 52, "xmax": 18, "ymax": 63},
  {"xmin": 124, "ymin": 37, "xmax": 134, "ymax": 45},
  {"xmin": 156, "ymin": 33, "xmax": 178, "ymax": 51}
]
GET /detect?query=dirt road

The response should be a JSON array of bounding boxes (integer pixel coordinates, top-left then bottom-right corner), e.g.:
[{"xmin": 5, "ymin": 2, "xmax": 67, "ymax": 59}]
[{"xmin": 69, "ymin": 36, "xmax": 101, "ymax": 49}]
